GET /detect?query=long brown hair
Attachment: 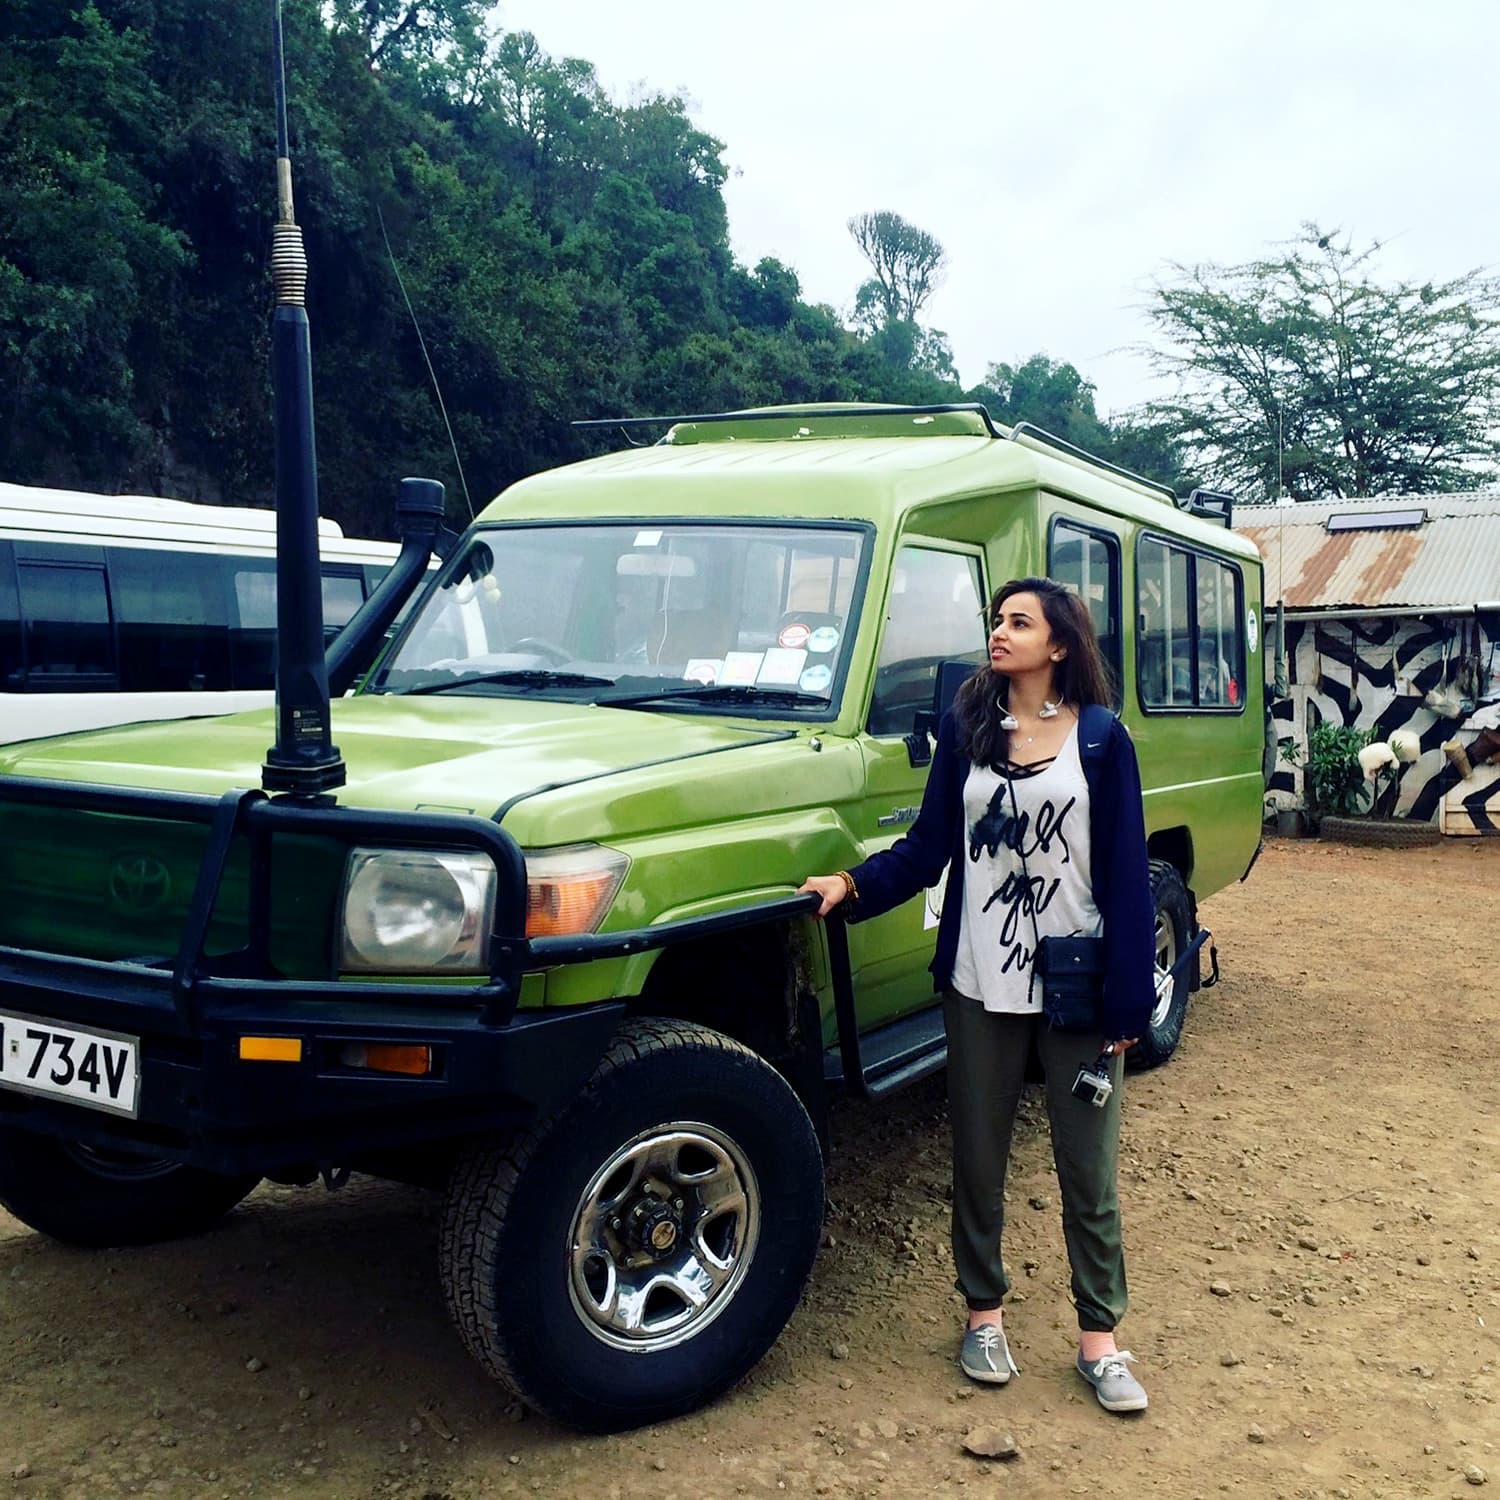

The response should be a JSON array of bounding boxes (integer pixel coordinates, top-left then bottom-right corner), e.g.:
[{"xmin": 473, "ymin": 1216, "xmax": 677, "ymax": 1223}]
[{"xmin": 953, "ymin": 577, "xmax": 1113, "ymax": 768}]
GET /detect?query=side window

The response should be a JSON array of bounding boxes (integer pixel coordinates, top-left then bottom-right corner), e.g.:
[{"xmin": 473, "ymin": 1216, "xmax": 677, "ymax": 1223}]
[
  {"xmin": 321, "ymin": 570, "xmax": 366, "ymax": 641},
  {"xmin": 0, "ymin": 543, "xmax": 20, "ymax": 690},
  {"xmin": 225, "ymin": 561, "xmax": 371, "ymax": 687},
  {"xmin": 1137, "ymin": 538, "xmax": 1243, "ymax": 711},
  {"xmin": 109, "ymin": 549, "xmax": 232, "ymax": 692},
  {"xmin": 1195, "ymin": 556, "xmax": 1243, "ymax": 707},
  {"xmin": 229, "ymin": 560, "xmax": 279, "ymax": 689},
  {"xmin": 1049, "ymin": 520, "xmax": 1121, "ymax": 705},
  {"xmin": 868, "ymin": 546, "xmax": 985, "ymax": 737},
  {"xmin": 16, "ymin": 559, "xmax": 116, "ymax": 683}
]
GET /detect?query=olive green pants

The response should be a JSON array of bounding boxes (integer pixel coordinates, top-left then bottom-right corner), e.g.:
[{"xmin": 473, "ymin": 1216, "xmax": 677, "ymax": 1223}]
[{"xmin": 942, "ymin": 990, "xmax": 1127, "ymax": 1332}]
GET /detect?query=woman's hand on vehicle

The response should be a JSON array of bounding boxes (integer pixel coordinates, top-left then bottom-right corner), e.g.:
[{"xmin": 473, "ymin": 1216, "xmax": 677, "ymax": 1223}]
[{"xmin": 798, "ymin": 874, "xmax": 849, "ymax": 918}]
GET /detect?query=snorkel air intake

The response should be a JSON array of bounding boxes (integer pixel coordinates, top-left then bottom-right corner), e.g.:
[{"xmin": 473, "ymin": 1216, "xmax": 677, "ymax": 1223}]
[{"xmin": 261, "ymin": 0, "xmax": 345, "ymax": 798}]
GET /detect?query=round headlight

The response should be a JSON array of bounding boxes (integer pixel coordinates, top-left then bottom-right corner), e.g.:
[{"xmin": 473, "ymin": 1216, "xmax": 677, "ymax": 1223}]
[{"xmin": 341, "ymin": 849, "xmax": 495, "ymax": 973}]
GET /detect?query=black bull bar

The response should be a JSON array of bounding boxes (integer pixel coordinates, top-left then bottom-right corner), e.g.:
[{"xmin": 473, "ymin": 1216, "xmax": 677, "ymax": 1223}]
[{"xmin": 0, "ymin": 778, "xmax": 827, "ymax": 1173}]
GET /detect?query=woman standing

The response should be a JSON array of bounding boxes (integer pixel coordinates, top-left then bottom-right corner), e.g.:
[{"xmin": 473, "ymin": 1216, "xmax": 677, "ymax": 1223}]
[{"xmin": 800, "ymin": 577, "xmax": 1157, "ymax": 1414}]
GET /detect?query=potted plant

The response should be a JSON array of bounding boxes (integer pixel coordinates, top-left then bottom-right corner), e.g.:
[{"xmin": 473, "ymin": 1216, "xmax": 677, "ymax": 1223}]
[{"xmin": 1304, "ymin": 722, "xmax": 1370, "ymax": 830}]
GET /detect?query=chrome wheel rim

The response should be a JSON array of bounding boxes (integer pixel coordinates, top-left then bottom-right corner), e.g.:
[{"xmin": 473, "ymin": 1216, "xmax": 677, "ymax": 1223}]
[
  {"xmin": 568, "ymin": 1122, "xmax": 760, "ymax": 1352},
  {"xmin": 1150, "ymin": 910, "xmax": 1179, "ymax": 1029}
]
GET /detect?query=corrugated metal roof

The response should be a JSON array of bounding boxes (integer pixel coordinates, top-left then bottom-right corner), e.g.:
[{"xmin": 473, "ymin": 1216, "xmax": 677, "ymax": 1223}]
[{"xmin": 1236, "ymin": 490, "xmax": 1500, "ymax": 610}]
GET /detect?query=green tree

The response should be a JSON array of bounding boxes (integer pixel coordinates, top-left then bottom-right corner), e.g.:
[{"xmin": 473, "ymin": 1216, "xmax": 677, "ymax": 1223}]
[
  {"xmin": 0, "ymin": 3, "xmax": 190, "ymax": 483},
  {"xmin": 848, "ymin": 210, "xmax": 947, "ymax": 326},
  {"xmin": 1141, "ymin": 225, "xmax": 1500, "ymax": 500}
]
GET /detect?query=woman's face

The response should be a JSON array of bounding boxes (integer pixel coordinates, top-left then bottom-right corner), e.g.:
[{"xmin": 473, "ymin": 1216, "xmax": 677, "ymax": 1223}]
[{"xmin": 988, "ymin": 591, "xmax": 1060, "ymax": 678}]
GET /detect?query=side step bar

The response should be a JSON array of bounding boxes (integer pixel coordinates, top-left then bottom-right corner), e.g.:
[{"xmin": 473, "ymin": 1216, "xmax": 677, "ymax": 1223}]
[{"xmin": 822, "ymin": 917, "xmax": 946, "ymax": 1100}]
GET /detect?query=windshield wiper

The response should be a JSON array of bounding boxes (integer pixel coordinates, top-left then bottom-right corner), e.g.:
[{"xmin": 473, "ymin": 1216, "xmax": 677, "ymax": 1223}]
[
  {"xmin": 600, "ymin": 683, "xmax": 829, "ymax": 710},
  {"xmin": 402, "ymin": 670, "xmax": 616, "ymax": 696}
]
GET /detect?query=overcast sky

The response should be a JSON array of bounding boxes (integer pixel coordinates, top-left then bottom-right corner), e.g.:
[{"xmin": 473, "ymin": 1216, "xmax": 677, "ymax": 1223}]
[{"xmin": 492, "ymin": 0, "xmax": 1500, "ymax": 418}]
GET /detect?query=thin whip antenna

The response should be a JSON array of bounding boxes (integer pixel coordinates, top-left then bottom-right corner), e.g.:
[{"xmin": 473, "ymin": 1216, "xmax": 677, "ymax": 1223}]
[{"xmin": 376, "ymin": 203, "xmax": 474, "ymax": 522}]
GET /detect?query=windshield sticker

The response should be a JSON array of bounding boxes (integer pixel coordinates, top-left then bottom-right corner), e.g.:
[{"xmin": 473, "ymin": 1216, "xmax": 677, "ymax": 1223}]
[
  {"xmin": 1246, "ymin": 608, "xmax": 1259, "ymax": 654},
  {"xmin": 632, "ymin": 529, "xmax": 662, "ymax": 548},
  {"xmin": 758, "ymin": 648, "xmax": 808, "ymax": 686},
  {"xmin": 683, "ymin": 658, "xmax": 721, "ymax": 685},
  {"xmin": 807, "ymin": 625, "xmax": 840, "ymax": 653},
  {"xmin": 720, "ymin": 651, "xmax": 764, "ymax": 686},
  {"xmin": 799, "ymin": 663, "xmax": 833, "ymax": 694},
  {"xmin": 777, "ymin": 622, "xmax": 812, "ymax": 650}
]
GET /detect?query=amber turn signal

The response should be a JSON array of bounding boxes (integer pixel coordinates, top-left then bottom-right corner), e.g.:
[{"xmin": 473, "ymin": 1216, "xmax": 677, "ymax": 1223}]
[
  {"xmin": 338, "ymin": 1043, "xmax": 433, "ymax": 1076},
  {"xmin": 238, "ymin": 1036, "xmax": 303, "ymax": 1063}
]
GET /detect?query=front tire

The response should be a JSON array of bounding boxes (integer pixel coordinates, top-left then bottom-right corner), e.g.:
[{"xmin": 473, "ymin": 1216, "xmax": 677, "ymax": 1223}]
[
  {"xmin": 439, "ymin": 1018, "xmax": 824, "ymax": 1431},
  {"xmin": 1129, "ymin": 860, "xmax": 1193, "ymax": 1071},
  {"xmin": 0, "ymin": 1128, "xmax": 260, "ymax": 1247}
]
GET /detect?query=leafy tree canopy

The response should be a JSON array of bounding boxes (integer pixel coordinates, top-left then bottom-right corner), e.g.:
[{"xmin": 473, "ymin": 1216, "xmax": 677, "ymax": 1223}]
[
  {"xmin": 848, "ymin": 210, "xmax": 947, "ymax": 328},
  {"xmin": 0, "ymin": 2, "xmax": 1186, "ymax": 530},
  {"xmin": 1141, "ymin": 224, "xmax": 1500, "ymax": 501}
]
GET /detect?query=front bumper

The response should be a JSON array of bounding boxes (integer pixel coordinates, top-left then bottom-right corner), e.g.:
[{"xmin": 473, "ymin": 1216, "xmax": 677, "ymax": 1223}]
[{"xmin": 0, "ymin": 777, "xmax": 817, "ymax": 1175}]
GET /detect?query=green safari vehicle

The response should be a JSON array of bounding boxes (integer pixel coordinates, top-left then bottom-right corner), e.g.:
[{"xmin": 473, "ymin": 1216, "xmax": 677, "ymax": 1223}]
[{"xmin": 0, "ymin": 402, "xmax": 1264, "ymax": 1430}]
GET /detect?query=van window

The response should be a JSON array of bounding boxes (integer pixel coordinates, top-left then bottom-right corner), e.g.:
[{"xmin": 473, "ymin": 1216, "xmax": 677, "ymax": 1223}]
[
  {"xmin": 110, "ymin": 549, "xmax": 231, "ymax": 693},
  {"xmin": 1138, "ymin": 537, "xmax": 1243, "ymax": 711},
  {"xmin": 868, "ymin": 546, "xmax": 985, "ymax": 736},
  {"xmin": 0, "ymin": 544, "xmax": 20, "ymax": 690},
  {"xmin": 1195, "ymin": 556, "xmax": 1242, "ymax": 707},
  {"xmin": 1049, "ymin": 519, "xmax": 1121, "ymax": 703},
  {"xmin": 17, "ymin": 560, "xmax": 115, "ymax": 683}
]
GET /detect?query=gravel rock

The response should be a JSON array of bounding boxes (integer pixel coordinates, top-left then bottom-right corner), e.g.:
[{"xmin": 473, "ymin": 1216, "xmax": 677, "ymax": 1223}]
[
  {"xmin": 961, "ymin": 1427, "xmax": 1019, "ymax": 1460},
  {"xmin": 1210, "ymin": 1281, "xmax": 1233, "ymax": 1297},
  {"xmin": 1220, "ymin": 1351, "xmax": 1242, "ymax": 1367},
  {"xmin": 829, "ymin": 1342, "xmax": 850, "ymax": 1361},
  {"xmin": 1465, "ymin": 1464, "xmax": 1487, "ymax": 1485},
  {"xmin": 1297, "ymin": 1234, "xmax": 1319, "ymax": 1251},
  {"xmin": 10, "ymin": 1463, "xmax": 31, "ymax": 1480},
  {"xmin": 244, "ymin": 1357, "xmax": 265, "ymax": 1374},
  {"xmin": 1247, "ymin": 1424, "xmax": 1266, "ymax": 1444}
]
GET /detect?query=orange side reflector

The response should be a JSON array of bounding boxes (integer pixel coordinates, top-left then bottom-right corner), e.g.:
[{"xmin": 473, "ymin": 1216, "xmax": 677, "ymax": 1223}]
[
  {"xmin": 239, "ymin": 1036, "xmax": 303, "ymax": 1063},
  {"xmin": 525, "ymin": 872, "xmax": 616, "ymax": 938},
  {"xmin": 341, "ymin": 1043, "xmax": 433, "ymax": 1077}
]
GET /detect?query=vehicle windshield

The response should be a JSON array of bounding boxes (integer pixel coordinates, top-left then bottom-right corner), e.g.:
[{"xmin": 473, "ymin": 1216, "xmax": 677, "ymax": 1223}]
[{"xmin": 372, "ymin": 522, "xmax": 868, "ymax": 714}]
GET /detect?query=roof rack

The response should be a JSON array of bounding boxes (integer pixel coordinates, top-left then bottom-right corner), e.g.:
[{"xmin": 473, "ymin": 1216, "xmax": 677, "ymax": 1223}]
[
  {"xmin": 1008, "ymin": 421, "xmax": 1177, "ymax": 504},
  {"xmin": 571, "ymin": 402, "xmax": 1007, "ymax": 438},
  {"xmin": 572, "ymin": 404, "xmax": 1191, "ymax": 507}
]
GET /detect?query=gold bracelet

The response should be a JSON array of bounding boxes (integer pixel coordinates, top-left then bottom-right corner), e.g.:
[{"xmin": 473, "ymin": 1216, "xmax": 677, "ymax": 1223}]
[{"xmin": 835, "ymin": 869, "xmax": 859, "ymax": 904}]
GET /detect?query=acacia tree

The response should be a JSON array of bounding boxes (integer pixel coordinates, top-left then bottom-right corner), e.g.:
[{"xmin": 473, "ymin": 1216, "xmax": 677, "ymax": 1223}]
[
  {"xmin": 1141, "ymin": 225, "xmax": 1500, "ymax": 500},
  {"xmin": 848, "ymin": 210, "xmax": 947, "ymax": 325}
]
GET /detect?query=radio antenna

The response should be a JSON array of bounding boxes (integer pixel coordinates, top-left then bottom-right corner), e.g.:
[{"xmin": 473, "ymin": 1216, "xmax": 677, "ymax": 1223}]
[
  {"xmin": 260, "ymin": 0, "xmax": 346, "ymax": 797},
  {"xmin": 377, "ymin": 203, "xmax": 474, "ymax": 521}
]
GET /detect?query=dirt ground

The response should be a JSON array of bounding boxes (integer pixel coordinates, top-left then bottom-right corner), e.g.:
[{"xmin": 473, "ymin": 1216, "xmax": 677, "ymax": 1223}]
[{"xmin": 2, "ymin": 836, "xmax": 1497, "ymax": 1500}]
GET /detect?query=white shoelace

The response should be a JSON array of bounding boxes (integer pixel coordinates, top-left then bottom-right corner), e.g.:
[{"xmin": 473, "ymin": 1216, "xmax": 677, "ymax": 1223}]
[
  {"xmin": 1087, "ymin": 1349, "xmax": 1138, "ymax": 1380},
  {"xmin": 971, "ymin": 1324, "xmax": 1021, "ymax": 1374}
]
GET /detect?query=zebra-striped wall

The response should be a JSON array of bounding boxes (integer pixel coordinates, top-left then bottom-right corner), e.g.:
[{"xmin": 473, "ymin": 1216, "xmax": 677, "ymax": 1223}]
[{"xmin": 1265, "ymin": 615, "xmax": 1500, "ymax": 831}]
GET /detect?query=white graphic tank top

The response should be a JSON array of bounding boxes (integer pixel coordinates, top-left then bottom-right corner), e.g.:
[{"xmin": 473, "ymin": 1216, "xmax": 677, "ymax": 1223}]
[{"xmin": 950, "ymin": 724, "xmax": 1100, "ymax": 1013}]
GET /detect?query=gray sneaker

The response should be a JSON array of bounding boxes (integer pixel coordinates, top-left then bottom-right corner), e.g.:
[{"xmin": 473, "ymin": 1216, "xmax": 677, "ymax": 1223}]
[
  {"xmin": 1076, "ymin": 1349, "xmax": 1148, "ymax": 1412},
  {"xmin": 959, "ymin": 1322, "xmax": 1020, "ymax": 1385}
]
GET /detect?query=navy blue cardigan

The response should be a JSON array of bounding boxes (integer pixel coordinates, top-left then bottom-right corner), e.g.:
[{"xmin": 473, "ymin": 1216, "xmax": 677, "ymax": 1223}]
[{"xmin": 848, "ymin": 707, "xmax": 1157, "ymax": 1042}]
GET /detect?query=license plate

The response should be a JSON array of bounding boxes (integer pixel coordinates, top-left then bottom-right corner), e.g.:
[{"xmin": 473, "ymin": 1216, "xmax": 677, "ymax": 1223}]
[{"xmin": 0, "ymin": 1010, "xmax": 140, "ymax": 1119}]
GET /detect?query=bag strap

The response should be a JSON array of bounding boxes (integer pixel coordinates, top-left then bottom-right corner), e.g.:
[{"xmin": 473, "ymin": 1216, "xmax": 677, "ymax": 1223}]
[
  {"xmin": 1004, "ymin": 766, "xmax": 1043, "ymax": 1006},
  {"xmin": 1006, "ymin": 704, "xmax": 1114, "ymax": 1002},
  {"xmin": 1077, "ymin": 703, "xmax": 1116, "ymax": 779}
]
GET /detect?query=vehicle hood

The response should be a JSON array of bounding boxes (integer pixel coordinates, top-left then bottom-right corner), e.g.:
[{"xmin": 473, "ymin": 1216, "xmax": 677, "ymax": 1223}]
[{"xmin": 0, "ymin": 695, "xmax": 796, "ymax": 825}]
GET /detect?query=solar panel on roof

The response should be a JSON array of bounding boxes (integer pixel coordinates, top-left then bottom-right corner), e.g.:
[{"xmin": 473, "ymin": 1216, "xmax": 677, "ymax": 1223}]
[{"xmin": 1326, "ymin": 508, "xmax": 1427, "ymax": 532}]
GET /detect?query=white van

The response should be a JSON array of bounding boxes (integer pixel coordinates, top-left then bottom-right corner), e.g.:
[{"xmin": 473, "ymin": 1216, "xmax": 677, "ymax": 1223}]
[{"xmin": 0, "ymin": 483, "xmax": 400, "ymax": 744}]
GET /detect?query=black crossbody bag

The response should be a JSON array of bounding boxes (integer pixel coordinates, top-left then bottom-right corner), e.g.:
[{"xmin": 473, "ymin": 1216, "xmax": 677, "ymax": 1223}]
[{"xmin": 1004, "ymin": 762, "xmax": 1105, "ymax": 1032}]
